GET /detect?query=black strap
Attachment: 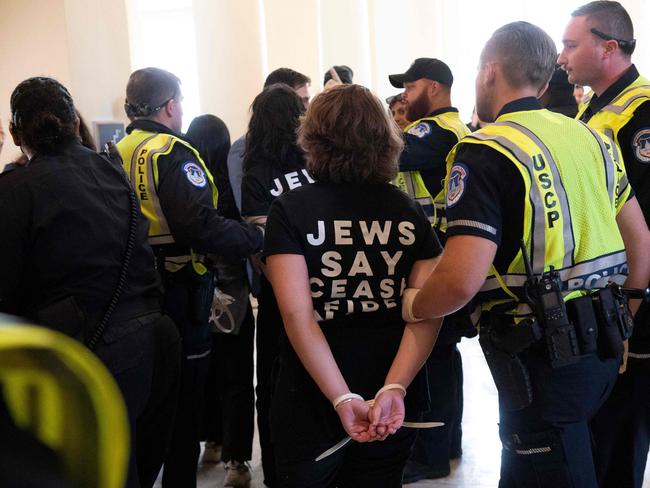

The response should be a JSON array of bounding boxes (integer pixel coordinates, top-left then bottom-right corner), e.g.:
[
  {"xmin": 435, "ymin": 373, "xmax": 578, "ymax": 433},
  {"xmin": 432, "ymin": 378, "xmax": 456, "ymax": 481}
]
[{"xmin": 85, "ymin": 143, "xmax": 138, "ymax": 350}]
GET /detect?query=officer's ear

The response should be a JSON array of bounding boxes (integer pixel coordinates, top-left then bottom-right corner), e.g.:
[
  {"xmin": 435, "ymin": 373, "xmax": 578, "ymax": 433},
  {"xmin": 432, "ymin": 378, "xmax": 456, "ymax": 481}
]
[
  {"xmin": 428, "ymin": 80, "xmax": 440, "ymax": 97},
  {"xmin": 163, "ymin": 99, "xmax": 175, "ymax": 118},
  {"xmin": 602, "ymin": 39, "xmax": 618, "ymax": 59},
  {"xmin": 479, "ymin": 61, "xmax": 497, "ymax": 87},
  {"xmin": 9, "ymin": 121, "xmax": 22, "ymax": 147},
  {"xmin": 536, "ymin": 81, "xmax": 550, "ymax": 98}
]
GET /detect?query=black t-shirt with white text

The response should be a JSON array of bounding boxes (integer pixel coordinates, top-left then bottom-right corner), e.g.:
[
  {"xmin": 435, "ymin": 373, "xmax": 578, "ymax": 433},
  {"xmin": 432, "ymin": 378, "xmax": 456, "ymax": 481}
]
[
  {"xmin": 265, "ymin": 182, "xmax": 440, "ymax": 449},
  {"xmin": 241, "ymin": 151, "xmax": 313, "ymax": 217},
  {"xmin": 264, "ymin": 182, "xmax": 441, "ymax": 327}
]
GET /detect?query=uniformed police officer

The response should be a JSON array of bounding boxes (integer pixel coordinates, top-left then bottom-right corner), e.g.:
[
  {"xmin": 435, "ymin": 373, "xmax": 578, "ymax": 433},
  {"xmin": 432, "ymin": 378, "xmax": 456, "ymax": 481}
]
[
  {"xmin": 387, "ymin": 58, "xmax": 471, "ymax": 483},
  {"xmin": 117, "ymin": 67, "xmax": 263, "ymax": 488},
  {"xmin": 389, "ymin": 58, "xmax": 470, "ymax": 228},
  {"xmin": 0, "ymin": 76, "xmax": 182, "ymax": 488},
  {"xmin": 402, "ymin": 21, "xmax": 650, "ymax": 488},
  {"xmin": 558, "ymin": 2, "xmax": 650, "ymax": 486}
]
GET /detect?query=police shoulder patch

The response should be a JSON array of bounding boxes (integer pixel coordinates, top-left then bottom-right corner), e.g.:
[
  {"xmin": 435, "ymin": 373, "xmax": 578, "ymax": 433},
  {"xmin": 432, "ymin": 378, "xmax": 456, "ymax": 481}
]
[
  {"xmin": 182, "ymin": 161, "xmax": 207, "ymax": 188},
  {"xmin": 407, "ymin": 122, "xmax": 432, "ymax": 138},
  {"xmin": 632, "ymin": 128, "xmax": 650, "ymax": 164},
  {"xmin": 446, "ymin": 163, "xmax": 469, "ymax": 208}
]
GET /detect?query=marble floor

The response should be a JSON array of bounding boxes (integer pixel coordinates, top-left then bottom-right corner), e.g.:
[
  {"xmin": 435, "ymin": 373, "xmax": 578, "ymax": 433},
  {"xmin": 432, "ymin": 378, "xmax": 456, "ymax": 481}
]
[{"xmin": 157, "ymin": 337, "xmax": 650, "ymax": 488}]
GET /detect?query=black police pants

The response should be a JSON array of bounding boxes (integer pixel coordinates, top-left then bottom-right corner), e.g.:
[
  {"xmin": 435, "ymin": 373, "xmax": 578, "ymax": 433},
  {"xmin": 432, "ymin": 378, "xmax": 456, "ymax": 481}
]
[
  {"xmin": 203, "ymin": 302, "xmax": 256, "ymax": 462},
  {"xmin": 496, "ymin": 350, "xmax": 618, "ymax": 488},
  {"xmin": 160, "ymin": 266, "xmax": 214, "ymax": 487},
  {"xmin": 591, "ymin": 358, "xmax": 650, "ymax": 488},
  {"xmin": 407, "ymin": 343, "xmax": 463, "ymax": 475},
  {"xmin": 162, "ymin": 354, "xmax": 210, "ymax": 487},
  {"xmin": 256, "ymin": 277, "xmax": 284, "ymax": 487},
  {"xmin": 94, "ymin": 312, "xmax": 181, "ymax": 488}
]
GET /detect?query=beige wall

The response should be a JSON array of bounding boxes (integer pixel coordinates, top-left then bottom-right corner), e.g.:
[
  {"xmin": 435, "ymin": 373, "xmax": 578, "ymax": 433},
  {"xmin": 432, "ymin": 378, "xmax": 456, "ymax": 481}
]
[
  {"xmin": 0, "ymin": 0, "xmax": 131, "ymax": 167},
  {"xmin": 0, "ymin": 0, "xmax": 72, "ymax": 165},
  {"xmin": 2, "ymin": 0, "xmax": 650, "ymax": 166},
  {"xmin": 193, "ymin": 0, "xmax": 267, "ymax": 140}
]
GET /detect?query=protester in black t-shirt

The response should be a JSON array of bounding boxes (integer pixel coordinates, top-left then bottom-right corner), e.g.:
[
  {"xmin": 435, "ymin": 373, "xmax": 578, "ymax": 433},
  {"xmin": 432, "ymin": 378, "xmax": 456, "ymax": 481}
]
[
  {"xmin": 242, "ymin": 83, "xmax": 312, "ymax": 221},
  {"xmin": 264, "ymin": 84, "xmax": 443, "ymax": 487},
  {"xmin": 241, "ymin": 83, "xmax": 311, "ymax": 486}
]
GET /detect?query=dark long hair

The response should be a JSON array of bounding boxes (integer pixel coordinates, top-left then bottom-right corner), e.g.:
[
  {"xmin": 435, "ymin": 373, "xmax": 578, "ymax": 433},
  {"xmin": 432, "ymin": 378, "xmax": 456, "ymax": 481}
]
[
  {"xmin": 10, "ymin": 77, "xmax": 78, "ymax": 155},
  {"xmin": 244, "ymin": 83, "xmax": 305, "ymax": 172},
  {"xmin": 186, "ymin": 114, "xmax": 240, "ymax": 220},
  {"xmin": 186, "ymin": 114, "xmax": 230, "ymax": 177},
  {"xmin": 12, "ymin": 108, "xmax": 96, "ymax": 167}
]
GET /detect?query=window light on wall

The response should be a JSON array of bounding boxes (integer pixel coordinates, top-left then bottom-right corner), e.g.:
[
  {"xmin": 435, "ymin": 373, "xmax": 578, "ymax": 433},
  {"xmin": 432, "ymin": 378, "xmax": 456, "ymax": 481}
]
[{"xmin": 127, "ymin": 0, "xmax": 201, "ymax": 131}]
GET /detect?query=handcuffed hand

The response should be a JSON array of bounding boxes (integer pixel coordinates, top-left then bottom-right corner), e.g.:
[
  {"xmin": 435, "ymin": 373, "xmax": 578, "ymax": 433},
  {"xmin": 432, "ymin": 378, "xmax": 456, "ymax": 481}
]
[
  {"xmin": 369, "ymin": 389, "xmax": 405, "ymax": 440},
  {"xmin": 336, "ymin": 398, "xmax": 376, "ymax": 442}
]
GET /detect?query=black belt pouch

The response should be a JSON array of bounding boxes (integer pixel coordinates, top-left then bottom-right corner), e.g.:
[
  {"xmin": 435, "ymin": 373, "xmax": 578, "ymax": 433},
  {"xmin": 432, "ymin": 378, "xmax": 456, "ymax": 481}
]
[{"xmin": 566, "ymin": 295, "xmax": 598, "ymax": 354}]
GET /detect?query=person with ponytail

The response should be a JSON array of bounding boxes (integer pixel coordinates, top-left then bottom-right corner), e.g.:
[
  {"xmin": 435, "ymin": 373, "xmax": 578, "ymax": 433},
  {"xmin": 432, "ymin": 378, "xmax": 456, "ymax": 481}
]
[{"xmin": 0, "ymin": 77, "xmax": 182, "ymax": 488}]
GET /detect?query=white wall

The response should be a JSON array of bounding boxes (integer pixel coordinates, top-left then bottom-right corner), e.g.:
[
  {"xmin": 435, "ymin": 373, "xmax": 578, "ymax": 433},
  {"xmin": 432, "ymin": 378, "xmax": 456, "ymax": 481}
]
[
  {"xmin": 193, "ymin": 0, "xmax": 268, "ymax": 140},
  {"xmin": 2, "ymin": 0, "xmax": 650, "ymax": 167},
  {"xmin": 0, "ymin": 0, "xmax": 131, "ymax": 167}
]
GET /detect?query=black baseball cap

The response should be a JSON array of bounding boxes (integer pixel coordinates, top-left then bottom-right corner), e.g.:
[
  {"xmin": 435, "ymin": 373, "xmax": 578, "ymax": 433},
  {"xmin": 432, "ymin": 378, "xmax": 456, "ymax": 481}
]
[{"xmin": 389, "ymin": 58, "xmax": 453, "ymax": 88}]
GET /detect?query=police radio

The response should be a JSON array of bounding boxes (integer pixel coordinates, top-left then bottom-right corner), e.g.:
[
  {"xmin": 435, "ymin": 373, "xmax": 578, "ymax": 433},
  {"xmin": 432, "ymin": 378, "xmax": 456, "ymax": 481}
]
[{"xmin": 521, "ymin": 241, "xmax": 580, "ymax": 368}]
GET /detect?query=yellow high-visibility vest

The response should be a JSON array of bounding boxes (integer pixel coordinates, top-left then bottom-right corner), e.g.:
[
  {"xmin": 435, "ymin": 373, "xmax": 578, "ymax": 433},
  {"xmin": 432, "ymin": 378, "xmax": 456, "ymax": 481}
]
[
  {"xmin": 395, "ymin": 110, "xmax": 470, "ymax": 229},
  {"xmin": 445, "ymin": 109, "xmax": 630, "ymax": 317},
  {"xmin": 117, "ymin": 129, "xmax": 219, "ymax": 274},
  {"xmin": 577, "ymin": 75, "xmax": 650, "ymax": 143}
]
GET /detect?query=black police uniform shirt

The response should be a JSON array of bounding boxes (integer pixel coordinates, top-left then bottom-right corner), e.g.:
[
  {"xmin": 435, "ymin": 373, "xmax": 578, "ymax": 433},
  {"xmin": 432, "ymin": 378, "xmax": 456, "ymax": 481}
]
[
  {"xmin": 125, "ymin": 120, "xmax": 263, "ymax": 260},
  {"xmin": 240, "ymin": 148, "xmax": 313, "ymax": 218},
  {"xmin": 580, "ymin": 65, "xmax": 650, "ymax": 224},
  {"xmin": 264, "ymin": 181, "xmax": 440, "ymax": 453},
  {"xmin": 399, "ymin": 107, "xmax": 461, "ymax": 196},
  {"xmin": 580, "ymin": 65, "xmax": 650, "ymax": 345},
  {"xmin": 444, "ymin": 97, "xmax": 632, "ymax": 278},
  {"xmin": 0, "ymin": 140, "xmax": 160, "ymax": 331}
]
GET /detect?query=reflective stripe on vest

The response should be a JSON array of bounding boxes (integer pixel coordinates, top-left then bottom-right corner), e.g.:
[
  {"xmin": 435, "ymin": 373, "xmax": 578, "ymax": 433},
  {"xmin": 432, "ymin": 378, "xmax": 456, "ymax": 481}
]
[
  {"xmin": 446, "ymin": 109, "xmax": 627, "ymax": 310},
  {"xmin": 426, "ymin": 112, "xmax": 471, "ymax": 232},
  {"xmin": 394, "ymin": 171, "xmax": 435, "ymax": 225},
  {"xmin": 117, "ymin": 129, "xmax": 219, "ymax": 274},
  {"xmin": 577, "ymin": 76, "xmax": 650, "ymax": 142},
  {"xmin": 122, "ymin": 133, "xmax": 175, "ymax": 245},
  {"xmin": 398, "ymin": 111, "xmax": 470, "ymax": 230}
]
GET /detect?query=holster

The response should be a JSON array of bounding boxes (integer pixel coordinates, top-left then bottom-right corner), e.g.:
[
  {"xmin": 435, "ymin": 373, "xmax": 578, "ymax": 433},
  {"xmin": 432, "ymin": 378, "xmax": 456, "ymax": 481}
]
[
  {"xmin": 592, "ymin": 286, "xmax": 634, "ymax": 360},
  {"xmin": 479, "ymin": 319, "xmax": 534, "ymax": 412}
]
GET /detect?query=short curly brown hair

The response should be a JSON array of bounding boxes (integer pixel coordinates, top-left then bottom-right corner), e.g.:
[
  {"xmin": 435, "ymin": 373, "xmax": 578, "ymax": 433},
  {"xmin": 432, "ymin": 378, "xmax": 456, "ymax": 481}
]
[{"xmin": 298, "ymin": 84, "xmax": 403, "ymax": 184}]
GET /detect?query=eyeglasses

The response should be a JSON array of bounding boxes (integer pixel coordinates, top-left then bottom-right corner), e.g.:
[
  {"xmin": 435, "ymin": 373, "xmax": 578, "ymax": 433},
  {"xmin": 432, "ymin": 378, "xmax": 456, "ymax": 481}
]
[{"xmin": 590, "ymin": 28, "xmax": 636, "ymax": 55}]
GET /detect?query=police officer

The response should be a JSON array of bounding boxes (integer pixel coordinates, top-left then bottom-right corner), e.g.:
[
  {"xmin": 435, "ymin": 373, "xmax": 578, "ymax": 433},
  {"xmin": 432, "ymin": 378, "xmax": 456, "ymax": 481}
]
[
  {"xmin": 387, "ymin": 58, "xmax": 471, "ymax": 483},
  {"xmin": 117, "ymin": 67, "xmax": 263, "ymax": 488},
  {"xmin": 558, "ymin": 2, "xmax": 650, "ymax": 486},
  {"xmin": 0, "ymin": 76, "xmax": 182, "ymax": 488},
  {"xmin": 402, "ymin": 21, "xmax": 650, "ymax": 487},
  {"xmin": 389, "ymin": 58, "xmax": 470, "ymax": 227}
]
